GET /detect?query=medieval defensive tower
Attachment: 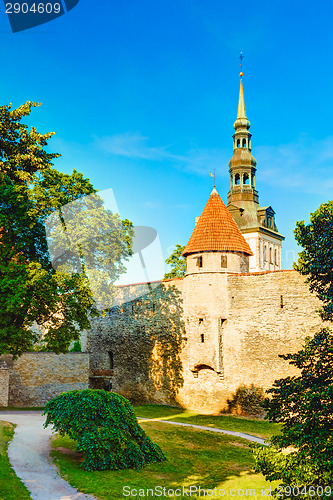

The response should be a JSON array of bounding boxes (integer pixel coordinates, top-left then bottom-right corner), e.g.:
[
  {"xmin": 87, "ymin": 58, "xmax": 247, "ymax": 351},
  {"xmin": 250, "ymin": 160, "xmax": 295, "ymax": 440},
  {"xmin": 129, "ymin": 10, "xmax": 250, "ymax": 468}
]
[{"xmin": 181, "ymin": 187, "xmax": 253, "ymax": 389}]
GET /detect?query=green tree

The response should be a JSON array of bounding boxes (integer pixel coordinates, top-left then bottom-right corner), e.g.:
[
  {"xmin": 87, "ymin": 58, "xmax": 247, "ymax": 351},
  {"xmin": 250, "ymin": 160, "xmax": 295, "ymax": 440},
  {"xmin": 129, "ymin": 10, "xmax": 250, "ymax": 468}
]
[
  {"xmin": 253, "ymin": 201, "xmax": 333, "ymax": 497},
  {"xmin": 294, "ymin": 201, "xmax": 333, "ymax": 322},
  {"xmin": 252, "ymin": 329, "xmax": 333, "ymax": 497},
  {"xmin": 0, "ymin": 102, "xmax": 133, "ymax": 356},
  {"xmin": 70, "ymin": 340, "xmax": 82, "ymax": 352},
  {"xmin": 43, "ymin": 389, "xmax": 166, "ymax": 471},
  {"xmin": 164, "ymin": 244, "xmax": 186, "ymax": 279}
]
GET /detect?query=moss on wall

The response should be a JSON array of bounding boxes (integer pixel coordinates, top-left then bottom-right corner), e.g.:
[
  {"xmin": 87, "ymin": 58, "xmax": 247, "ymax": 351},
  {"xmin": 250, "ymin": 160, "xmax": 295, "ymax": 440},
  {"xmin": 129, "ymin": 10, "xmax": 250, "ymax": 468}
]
[{"xmin": 88, "ymin": 283, "xmax": 186, "ymax": 405}]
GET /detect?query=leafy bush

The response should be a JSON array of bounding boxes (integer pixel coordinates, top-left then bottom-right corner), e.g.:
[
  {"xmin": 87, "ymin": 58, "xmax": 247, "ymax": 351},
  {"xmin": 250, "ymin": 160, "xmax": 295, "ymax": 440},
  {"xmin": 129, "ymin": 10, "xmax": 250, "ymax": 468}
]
[
  {"xmin": 252, "ymin": 328, "xmax": 333, "ymax": 497},
  {"xmin": 69, "ymin": 340, "xmax": 82, "ymax": 352},
  {"xmin": 43, "ymin": 389, "xmax": 166, "ymax": 471},
  {"xmin": 227, "ymin": 385, "xmax": 266, "ymax": 417}
]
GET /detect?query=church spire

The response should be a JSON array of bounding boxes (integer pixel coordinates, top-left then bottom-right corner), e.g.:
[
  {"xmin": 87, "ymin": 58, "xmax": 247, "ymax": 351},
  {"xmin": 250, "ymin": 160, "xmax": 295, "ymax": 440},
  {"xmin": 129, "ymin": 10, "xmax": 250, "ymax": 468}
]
[
  {"xmin": 227, "ymin": 59, "xmax": 258, "ymax": 207},
  {"xmin": 233, "ymin": 66, "xmax": 251, "ymax": 133},
  {"xmin": 226, "ymin": 55, "xmax": 285, "ymax": 273},
  {"xmin": 237, "ymin": 75, "xmax": 247, "ymax": 118}
]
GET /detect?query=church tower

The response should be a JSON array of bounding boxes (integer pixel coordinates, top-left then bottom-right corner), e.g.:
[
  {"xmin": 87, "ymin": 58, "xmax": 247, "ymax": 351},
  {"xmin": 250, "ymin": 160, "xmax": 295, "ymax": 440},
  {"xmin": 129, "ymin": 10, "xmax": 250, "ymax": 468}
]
[{"xmin": 227, "ymin": 66, "xmax": 284, "ymax": 271}]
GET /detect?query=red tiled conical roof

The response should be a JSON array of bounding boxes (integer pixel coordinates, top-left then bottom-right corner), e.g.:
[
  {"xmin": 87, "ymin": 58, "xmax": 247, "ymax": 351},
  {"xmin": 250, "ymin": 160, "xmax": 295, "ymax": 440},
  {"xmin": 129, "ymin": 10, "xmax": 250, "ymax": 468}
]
[{"xmin": 183, "ymin": 188, "xmax": 253, "ymax": 256}]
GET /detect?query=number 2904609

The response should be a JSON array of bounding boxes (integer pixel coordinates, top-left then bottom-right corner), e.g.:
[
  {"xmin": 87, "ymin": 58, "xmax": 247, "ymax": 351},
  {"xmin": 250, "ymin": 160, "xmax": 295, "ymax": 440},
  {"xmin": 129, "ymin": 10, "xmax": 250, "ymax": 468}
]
[{"xmin": 6, "ymin": 3, "xmax": 61, "ymax": 14}]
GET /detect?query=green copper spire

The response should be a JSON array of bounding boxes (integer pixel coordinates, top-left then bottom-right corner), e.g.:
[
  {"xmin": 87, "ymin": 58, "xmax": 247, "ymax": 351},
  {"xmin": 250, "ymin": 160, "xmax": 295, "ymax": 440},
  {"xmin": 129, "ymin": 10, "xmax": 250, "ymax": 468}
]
[
  {"xmin": 234, "ymin": 72, "xmax": 250, "ymax": 130},
  {"xmin": 227, "ymin": 61, "xmax": 258, "ymax": 209},
  {"xmin": 237, "ymin": 75, "xmax": 246, "ymax": 118}
]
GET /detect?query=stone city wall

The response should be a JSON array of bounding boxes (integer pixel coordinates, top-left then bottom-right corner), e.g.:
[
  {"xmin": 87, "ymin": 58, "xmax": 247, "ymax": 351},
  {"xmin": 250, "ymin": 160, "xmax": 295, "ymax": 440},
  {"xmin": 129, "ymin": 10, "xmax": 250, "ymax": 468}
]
[
  {"xmin": 88, "ymin": 282, "xmax": 185, "ymax": 406},
  {"xmin": 0, "ymin": 352, "xmax": 89, "ymax": 407},
  {"xmin": 223, "ymin": 270, "xmax": 325, "ymax": 394},
  {"xmin": 88, "ymin": 270, "xmax": 325, "ymax": 414}
]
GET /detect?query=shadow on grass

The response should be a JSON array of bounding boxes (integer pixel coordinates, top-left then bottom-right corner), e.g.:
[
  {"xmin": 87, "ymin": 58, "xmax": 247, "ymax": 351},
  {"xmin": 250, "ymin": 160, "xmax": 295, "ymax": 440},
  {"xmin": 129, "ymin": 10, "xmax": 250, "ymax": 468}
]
[
  {"xmin": 50, "ymin": 420, "xmax": 276, "ymax": 500},
  {"xmin": 134, "ymin": 405, "xmax": 281, "ymax": 440}
]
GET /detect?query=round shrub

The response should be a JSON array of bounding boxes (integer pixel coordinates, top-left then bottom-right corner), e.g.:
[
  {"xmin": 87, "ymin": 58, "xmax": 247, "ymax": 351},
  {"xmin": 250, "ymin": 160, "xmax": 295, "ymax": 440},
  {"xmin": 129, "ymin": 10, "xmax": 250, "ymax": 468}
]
[{"xmin": 43, "ymin": 389, "xmax": 166, "ymax": 471}]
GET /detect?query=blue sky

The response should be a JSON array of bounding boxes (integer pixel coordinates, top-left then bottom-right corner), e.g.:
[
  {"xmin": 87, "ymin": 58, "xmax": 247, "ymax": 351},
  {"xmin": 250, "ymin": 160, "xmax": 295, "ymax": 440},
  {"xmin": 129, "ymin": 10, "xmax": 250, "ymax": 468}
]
[{"xmin": 1, "ymin": 0, "xmax": 333, "ymax": 277}]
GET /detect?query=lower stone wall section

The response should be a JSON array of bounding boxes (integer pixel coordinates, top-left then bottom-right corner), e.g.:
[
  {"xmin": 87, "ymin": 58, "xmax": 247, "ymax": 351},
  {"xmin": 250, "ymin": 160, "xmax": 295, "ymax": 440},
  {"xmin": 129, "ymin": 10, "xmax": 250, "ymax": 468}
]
[
  {"xmin": 87, "ymin": 271, "xmax": 326, "ymax": 414},
  {"xmin": 0, "ymin": 352, "xmax": 89, "ymax": 407},
  {"xmin": 88, "ymin": 283, "xmax": 186, "ymax": 406}
]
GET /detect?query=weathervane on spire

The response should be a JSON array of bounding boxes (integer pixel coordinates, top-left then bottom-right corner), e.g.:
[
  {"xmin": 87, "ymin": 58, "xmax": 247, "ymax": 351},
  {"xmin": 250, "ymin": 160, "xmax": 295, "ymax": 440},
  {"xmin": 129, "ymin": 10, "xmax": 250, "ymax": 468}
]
[
  {"xmin": 240, "ymin": 52, "xmax": 244, "ymax": 77},
  {"xmin": 210, "ymin": 170, "xmax": 216, "ymax": 188}
]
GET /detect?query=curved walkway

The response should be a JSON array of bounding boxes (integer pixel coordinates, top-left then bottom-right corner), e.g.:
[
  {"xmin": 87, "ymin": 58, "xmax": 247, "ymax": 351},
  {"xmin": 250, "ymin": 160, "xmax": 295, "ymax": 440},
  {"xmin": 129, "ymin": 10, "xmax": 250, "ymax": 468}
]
[
  {"xmin": 1, "ymin": 412, "xmax": 96, "ymax": 500},
  {"xmin": 137, "ymin": 417, "xmax": 267, "ymax": 445},
  {"xmin": 1, "ymin": 411, "xmax": 267, "ymax": 500}
]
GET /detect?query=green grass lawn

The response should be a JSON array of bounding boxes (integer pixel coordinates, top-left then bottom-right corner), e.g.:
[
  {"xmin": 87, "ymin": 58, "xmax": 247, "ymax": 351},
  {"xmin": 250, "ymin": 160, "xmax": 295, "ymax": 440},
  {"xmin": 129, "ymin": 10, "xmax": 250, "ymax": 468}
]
[
  {"xmin": 51, "ymin": 420, "xmax": 278, "ymax": 500},
  {"xmin": 0, "ymin": 421, "xmax": 31, "ymax": 500},
  {"xmin": 133, "ymin": 404, "xmax": 281, "ymax": 440}
]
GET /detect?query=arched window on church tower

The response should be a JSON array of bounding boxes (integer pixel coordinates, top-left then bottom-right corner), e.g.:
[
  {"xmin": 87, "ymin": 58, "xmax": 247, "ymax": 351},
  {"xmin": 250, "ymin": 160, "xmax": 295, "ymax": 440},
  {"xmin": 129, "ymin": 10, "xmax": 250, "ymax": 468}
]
[
  {"xmin": 264, "ymin": 245, "xmax": 267, "ymax": 262},
  {"xmin": 275, "ymin": 249, "xmax": 278, "ymax": 266},
  {"xmin": 242, "ymin": 138, "xmax": 246, "ymax": 147},
  {"xmin": 235, "ymin": 173, "xmax": 240, "ymax": 185},
  {"xmin": 270, "ymin": 248, "xmax": 273, "ymax": 264},
  {"xmin": 243, "ymin": 173, "xmax": 249, "ymax": 185},
  {"xmin": 237, "ymin": 139, "xmax": 241, "ymax": 148}
]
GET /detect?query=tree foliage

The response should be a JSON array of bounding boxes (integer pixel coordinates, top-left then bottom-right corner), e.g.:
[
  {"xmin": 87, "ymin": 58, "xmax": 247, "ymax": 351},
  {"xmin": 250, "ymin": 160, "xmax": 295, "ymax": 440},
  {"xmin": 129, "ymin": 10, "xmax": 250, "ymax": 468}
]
[
  {"xmin": 164, "ymin": 244, "xmax": 186, "ymax": 279},
  {"xmin": 43, "ymin": 389, "xmax": 166, "ymax": 471},
  {"xmin": 0, "ymin": 102, "xmax": 133, "ymax": 356},
  {"xmin": 294, "ymin": 201, "xmax": 333, "ymax": 321},
  {"xmin": 252, "ymin": 328, "xmax": 333, "ymax": 496},
  {"xmin": 253, "ymin": 202, "xmax": 333, "ymax": 496}
]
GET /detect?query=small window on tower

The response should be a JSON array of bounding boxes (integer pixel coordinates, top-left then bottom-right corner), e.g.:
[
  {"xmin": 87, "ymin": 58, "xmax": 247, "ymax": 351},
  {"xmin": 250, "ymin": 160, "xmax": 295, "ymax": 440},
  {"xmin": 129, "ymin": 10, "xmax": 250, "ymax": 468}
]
[
  {"xmin": 197, "ymin": 256, "xmax": 203, "ymax": 268},
  {"xmin": 270, "ymin": 248, "xmax": 273, "ymax": 264},
  {"xmin": 242, "ymin": 138, "xmax": 246, "ymax": 147},
  {"xmin": 235, "ymin": 173, "xmax": 240, "ymax": 185},
  {"xmin": 199, "ymin": 318, "xmax": 204, "ymax": 343},
  {"xmin": 275, "ymin": 249, "xmax": 278, "ymax": 265},
  {"xmin": 221, "ymin": 255, "xmax": 227, "ymax": 268},
  {"xmin": 243, "ymin": 173, "xmax": 249, "ymax": 185},
  {"xmin": 237, "ymin": 139, "xmax": 240, "ymax": 148},
  {"xmin": 264, "ymin": 245, "xmax": 267, "ymax": 261},
  {"xmin": 106, "ymin": 351, "xmax": 114, "ymax": 370}
]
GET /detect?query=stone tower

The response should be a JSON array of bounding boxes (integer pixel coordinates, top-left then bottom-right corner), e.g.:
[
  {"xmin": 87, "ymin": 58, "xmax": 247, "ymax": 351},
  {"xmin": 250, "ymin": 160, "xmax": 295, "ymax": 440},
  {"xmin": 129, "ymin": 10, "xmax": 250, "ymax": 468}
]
[
  {"xmin": 227, "ymin": 70, "xmax": 284, "ymax": 271},
  {"xmin": 181, "ymin": 188, "xmax": 252, "ymax": 393}
]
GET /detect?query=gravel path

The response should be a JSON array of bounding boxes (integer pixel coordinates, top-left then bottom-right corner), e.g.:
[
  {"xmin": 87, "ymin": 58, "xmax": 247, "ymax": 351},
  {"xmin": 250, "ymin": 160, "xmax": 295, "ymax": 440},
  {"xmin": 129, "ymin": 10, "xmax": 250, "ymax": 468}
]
[
  {"xmin": 0, "ymin": 411, "xmax": 267, "ymax": 500},
  {"xmin": 137, "ymin": 417, "xmax": 267, "ymax": 445},
  {"xmin": 1, "ymin": 412, "xmax": 96, "ymax": 500}
]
